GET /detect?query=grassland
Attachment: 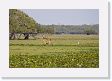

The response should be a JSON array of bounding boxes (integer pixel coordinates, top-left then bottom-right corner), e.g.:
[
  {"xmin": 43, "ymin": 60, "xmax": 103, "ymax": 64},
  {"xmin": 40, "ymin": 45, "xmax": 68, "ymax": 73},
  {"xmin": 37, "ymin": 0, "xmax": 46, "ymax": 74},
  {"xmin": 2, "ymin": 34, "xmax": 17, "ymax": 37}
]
[{"xmin": 9, "ymin": 34, "xmax": 99, "ymax": 68}]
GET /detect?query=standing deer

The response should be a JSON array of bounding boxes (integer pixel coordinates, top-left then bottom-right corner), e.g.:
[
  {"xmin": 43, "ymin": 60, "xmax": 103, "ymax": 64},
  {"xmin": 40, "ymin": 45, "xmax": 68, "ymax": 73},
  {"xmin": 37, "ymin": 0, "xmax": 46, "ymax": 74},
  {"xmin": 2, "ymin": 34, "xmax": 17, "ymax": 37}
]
[{"xmin": 42, "ymin": 35, "xmax": 52, "ymax": 45}]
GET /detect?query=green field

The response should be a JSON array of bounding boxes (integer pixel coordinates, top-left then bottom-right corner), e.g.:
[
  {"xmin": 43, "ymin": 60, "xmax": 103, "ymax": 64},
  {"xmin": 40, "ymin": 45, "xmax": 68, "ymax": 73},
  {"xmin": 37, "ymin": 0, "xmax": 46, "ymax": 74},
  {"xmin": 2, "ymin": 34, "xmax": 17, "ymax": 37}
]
[{"xmin": 9, "ymin": 34, "xmax": 99, "ymax": 68}]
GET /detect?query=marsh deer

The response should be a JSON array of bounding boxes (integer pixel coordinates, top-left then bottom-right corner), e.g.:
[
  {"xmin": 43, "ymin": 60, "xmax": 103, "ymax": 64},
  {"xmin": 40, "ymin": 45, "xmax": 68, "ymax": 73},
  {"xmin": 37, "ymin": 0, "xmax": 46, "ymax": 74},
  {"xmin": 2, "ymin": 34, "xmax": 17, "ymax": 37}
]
[{"xmin": 42, "ymin": 35, "xmax": 52, "ymax": 45}]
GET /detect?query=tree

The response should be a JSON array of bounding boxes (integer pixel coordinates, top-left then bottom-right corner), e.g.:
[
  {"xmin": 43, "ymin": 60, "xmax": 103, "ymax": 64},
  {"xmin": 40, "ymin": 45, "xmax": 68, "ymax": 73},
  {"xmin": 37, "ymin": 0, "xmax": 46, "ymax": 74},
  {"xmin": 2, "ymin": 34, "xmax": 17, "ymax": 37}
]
[
  {"xmin": 9, "ymin": 9, "xmax": 37, "ymax": 39},
  {"xmin": 84, "ymin": 27, "xmax": 96, "ymax": 35},
  {"xmin": 36, "ymin": 24, "xmax": 54, "ymax": 34}
]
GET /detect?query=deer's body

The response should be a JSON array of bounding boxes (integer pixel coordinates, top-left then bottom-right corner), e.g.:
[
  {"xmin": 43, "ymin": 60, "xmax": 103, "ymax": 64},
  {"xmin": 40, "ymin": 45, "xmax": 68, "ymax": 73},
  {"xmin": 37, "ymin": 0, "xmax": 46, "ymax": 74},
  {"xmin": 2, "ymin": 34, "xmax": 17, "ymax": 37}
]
[{"xmin": 42, "ymin": 35, "xmax": 52, "ymax": 45}]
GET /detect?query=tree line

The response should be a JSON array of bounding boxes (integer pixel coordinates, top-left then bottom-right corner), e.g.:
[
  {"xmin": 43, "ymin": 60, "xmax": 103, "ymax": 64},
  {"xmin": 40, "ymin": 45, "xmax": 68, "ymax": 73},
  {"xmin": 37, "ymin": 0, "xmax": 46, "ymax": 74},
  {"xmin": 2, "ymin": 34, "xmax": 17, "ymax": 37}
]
[{"xmin": 9, "ymin": 9, "xmax": 99, "ymax": 40}]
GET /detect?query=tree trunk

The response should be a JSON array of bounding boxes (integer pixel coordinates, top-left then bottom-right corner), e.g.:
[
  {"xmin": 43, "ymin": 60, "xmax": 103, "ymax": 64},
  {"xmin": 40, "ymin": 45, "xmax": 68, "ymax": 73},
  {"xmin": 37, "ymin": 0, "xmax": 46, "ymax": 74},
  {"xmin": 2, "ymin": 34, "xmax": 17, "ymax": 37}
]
[
  {"xmin": 24, "ymin": 33, "xmax": 29, "ymax": 40},
  {"xmin": 10, "ymin": 33, "xmax": 16, "ymax": 40},
  {"xmin": 87, "ymin": 33, "xmax": 90, "ymax": 35},
  {"xmin": 17, "ymin": 33, "xmax": 22, "ymax": 39}
]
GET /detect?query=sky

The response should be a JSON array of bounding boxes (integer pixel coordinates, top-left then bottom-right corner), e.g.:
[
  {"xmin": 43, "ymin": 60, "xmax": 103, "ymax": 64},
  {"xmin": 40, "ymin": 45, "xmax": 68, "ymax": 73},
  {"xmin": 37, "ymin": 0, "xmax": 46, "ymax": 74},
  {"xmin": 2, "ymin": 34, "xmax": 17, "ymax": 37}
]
[{"xmin": 20, "ymin": 9, "xmax": 99, "ymax": 25}]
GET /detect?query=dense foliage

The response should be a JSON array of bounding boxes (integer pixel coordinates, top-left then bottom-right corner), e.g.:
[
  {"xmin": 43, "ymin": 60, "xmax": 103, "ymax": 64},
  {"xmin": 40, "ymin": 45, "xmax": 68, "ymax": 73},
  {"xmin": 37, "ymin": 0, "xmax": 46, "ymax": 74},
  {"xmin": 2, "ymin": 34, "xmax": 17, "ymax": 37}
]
[
  {"xmin": 37, "ymin": 24, "xmax": 54, "ymax": 34},
  {"xmin": 9, "ymin": 9, "xmax": 37, "ymax": 33},
  {"xmin": 10, "ymin": 53, "xmax": 98, "ymax": 68},
  {"xmin": 40, "ymin": 24, "xmax": 99, "ymax": 35}
]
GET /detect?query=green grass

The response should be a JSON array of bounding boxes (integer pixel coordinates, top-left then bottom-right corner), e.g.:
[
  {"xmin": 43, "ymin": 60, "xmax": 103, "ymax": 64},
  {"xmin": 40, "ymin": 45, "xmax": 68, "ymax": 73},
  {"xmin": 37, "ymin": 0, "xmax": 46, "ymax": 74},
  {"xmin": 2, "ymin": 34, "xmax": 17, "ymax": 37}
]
[{"xmin": 9, "ymin": 34, "xmax": 99, "ymax": 68}]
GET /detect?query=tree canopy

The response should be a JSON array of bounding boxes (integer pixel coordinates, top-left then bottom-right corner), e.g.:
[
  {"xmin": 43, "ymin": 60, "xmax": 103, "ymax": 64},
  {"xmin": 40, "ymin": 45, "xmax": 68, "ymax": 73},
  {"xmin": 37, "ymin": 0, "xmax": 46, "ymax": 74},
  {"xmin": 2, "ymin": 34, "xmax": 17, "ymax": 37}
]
[{"xmin": 9, "ymin": 9, "xmax": 37, "ymax": 33}]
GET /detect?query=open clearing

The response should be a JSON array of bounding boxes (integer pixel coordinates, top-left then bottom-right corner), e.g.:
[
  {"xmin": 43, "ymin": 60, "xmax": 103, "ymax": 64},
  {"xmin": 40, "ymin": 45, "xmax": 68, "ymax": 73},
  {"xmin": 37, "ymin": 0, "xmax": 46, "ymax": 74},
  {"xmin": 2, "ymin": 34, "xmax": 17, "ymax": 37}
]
[{"xmin": 9, "ymin": 34, "xmax": 99, "ymax": 68}]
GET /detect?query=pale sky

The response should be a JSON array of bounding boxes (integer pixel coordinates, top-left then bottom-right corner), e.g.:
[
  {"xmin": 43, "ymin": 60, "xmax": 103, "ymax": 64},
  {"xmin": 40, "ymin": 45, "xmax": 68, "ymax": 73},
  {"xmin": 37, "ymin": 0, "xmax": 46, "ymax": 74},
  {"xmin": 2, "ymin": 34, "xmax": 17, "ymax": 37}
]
[{"xmin": 20, "ymin": 9, "xmax": 99, "ymax": 25}]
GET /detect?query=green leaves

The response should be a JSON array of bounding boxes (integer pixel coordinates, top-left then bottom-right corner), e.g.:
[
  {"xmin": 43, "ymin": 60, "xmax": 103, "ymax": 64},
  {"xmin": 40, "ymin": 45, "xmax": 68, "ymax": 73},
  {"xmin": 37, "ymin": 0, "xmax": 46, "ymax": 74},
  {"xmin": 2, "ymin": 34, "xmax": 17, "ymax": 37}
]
[
  {"xmin": 9, "ymin": 9, "xmax": 37, "ymax": 33},
  {"xmin": 9, "ymin": 53, "xmax": 99, "ymax": 68}
]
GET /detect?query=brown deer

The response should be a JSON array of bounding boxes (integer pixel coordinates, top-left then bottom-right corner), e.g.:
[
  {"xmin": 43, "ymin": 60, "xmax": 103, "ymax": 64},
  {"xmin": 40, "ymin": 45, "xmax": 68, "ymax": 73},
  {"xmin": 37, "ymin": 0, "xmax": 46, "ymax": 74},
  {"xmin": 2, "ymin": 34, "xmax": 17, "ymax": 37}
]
[{"xmin": 42, "ymin": 35, "xmax": 52, "ymax": 45}]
